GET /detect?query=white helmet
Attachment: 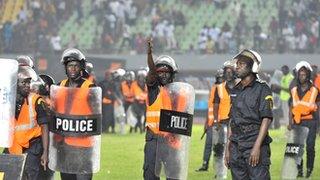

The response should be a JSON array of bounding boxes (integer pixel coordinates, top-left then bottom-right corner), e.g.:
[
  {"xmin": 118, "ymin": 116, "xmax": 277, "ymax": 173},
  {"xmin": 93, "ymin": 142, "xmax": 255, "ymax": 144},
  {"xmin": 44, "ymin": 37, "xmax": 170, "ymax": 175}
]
[
  {"xmin": 223, "ymin": 60, "xmax": 235, "ymax": 69},
  {"xmin": 137, "ymin": 69, "xmax": 148, "ymax": 77},
  {"xmin": 154, "ymin": 55, "xmax": 178, "ymax": 72},
  {"xmin": 295, "ymin": 61, "xmax": 313, "ymax": 72},
  {"xmin": 125, "ymin": 71, "xmax": 135, "ymax": 81},
  {"xmin": 233, "ymin": 49, "xmax": 262, "ymax": 73},
  {"xmin": 61, "ymin": 48, "xmax": 86, "ymax": 66},
  {"xmin": 17, "ymin": 55, "xmax": 34, "ymax": 68},
  {"xmin": 18, "ymin": 66, "xmax": 38, "ymax": 81}
]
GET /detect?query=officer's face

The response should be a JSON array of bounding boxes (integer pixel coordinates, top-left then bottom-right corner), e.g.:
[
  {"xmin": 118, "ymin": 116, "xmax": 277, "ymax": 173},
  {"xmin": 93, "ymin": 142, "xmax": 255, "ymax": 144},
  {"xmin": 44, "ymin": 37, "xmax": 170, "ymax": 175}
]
[
  {"xmin": 236, "ymin": 59, "xmax": 251, "ymax": 78},
  {"xmin": 298, "ymin": 68, "xmax": 308, "ymax": 84},
  {"xmin": 156, "ymin": 66, "xmax": 173, "ymax": 85},
  {"xmin": 224, "ymin": 67, "xmax": 234, "ymax": 82},
  {"xmin": 17, "ymin": 78, "xmax": 31, "ymax": 97},
  {"xmin": 66, "ymin": 61, "xmax": 82, "ymax": 79}
]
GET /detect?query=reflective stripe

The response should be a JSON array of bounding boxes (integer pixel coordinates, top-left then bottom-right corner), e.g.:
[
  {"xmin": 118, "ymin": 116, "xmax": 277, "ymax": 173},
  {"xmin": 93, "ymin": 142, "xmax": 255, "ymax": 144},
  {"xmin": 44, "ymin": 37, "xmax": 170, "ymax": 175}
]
[
  {"xmin": 146, "ymin": 122, "xmax": 159, "ymax": 128},
  {"xmin": 208, "ymin": 115, "xmax": 214, "ymax": 119},
  {"xmin": 15, "ymin": 94, "xmax": 37, "ymax": 131},
  {"xmin": 208, "ymin": 108, "xmax": 213, "ymax": 112},
  {"xmin": 292, "ymin": 87, "xmax": 318, "ymax": 108},
  {"xmin": 146, "ymin": 111, "xmax": 160, "ymax": 117}
]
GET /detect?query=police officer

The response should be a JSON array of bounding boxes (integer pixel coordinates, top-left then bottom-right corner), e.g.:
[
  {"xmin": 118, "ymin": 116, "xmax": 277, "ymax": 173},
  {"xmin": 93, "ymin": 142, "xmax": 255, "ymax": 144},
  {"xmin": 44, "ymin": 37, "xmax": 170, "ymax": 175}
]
[
  {"xmin": 57, "ymin": 48, "xmax": 96, "ymax": 180},
  {"xmin": 196, "ymin": 69, "xmax": 224, "ymax": 172},
  {"xmin": 6, "ymin": 66, "xmax": 49, "ymax": 180},
  {"xmin": 130, "ymin": 69, "xmax": 148, "ymax": 133},
  {"xmin": 122, "ymin": 71, "xmax": 136, "ymax": 112},
  {"xmin": 211, "ymin": 61, "xmax": 236, "ymax": 179},
  {"xmin": 143, "ymin": 38, "xmax": 179, "ymax": 180},
  {"xmin": 98, "ymin": 71, "xmax": 115, "ymax": 133},
  {"xmin": 224, "ymin": 49, "xmax": 273, "ymax": 179},
  {"xmin": 37, "ymin": 74, "xmax": 55, "ymax": 180},
  {"xmin": 288, "ymin": 61, "xmax": 319, "ymax": 178}
]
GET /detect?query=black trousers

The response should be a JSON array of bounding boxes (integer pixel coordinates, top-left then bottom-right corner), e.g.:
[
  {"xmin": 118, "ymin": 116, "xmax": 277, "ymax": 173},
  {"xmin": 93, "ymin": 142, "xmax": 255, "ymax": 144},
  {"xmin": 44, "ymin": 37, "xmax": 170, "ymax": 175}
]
[
  {"xmin": 202, "ymin": 127, "xmax": 213, "ymax": 164},
  {"xmin": 23, "ymin": 137, "xmax": 43, "ymax": 180},
  {"xmin": 229, "ymin": 142, "xmax": 271, "ymax": 180},
  {"xmin": 297, "ymin": 120, "xmax": 317, "ymax": 172}
]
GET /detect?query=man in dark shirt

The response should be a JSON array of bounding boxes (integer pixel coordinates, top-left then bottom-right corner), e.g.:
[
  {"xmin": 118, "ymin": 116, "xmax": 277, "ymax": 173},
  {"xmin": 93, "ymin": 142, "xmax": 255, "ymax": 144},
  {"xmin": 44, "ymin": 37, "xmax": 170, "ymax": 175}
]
[{"xmin": 224, "ymin": 49, "xmax": 273, "ymax": 179}]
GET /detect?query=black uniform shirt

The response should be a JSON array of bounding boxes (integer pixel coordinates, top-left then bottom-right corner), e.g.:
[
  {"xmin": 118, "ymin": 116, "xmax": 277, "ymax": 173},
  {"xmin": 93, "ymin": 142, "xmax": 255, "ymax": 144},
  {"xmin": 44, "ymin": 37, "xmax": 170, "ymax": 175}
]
[
  {"xmin": 147, "ymin": 82, "xmax": 161, "ymax": 106},
  {"xmin": 229, "ymin": 78, "xmax": 273, "ymax": 149}
]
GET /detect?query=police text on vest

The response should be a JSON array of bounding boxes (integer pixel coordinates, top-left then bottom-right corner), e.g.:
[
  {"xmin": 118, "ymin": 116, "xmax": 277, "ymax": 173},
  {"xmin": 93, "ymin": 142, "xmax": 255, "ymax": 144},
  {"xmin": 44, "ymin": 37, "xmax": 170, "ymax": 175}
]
[
  {"xmin": 285, "ymin": 146, "xmax": 300, "ymax": 154},
  {"xmin": 170, "ymin": 116, "xmax": 187, "ymax": 130},
  {"xmin": 56, "ymin": 118, "xmax": 93, "ymax": 132}
]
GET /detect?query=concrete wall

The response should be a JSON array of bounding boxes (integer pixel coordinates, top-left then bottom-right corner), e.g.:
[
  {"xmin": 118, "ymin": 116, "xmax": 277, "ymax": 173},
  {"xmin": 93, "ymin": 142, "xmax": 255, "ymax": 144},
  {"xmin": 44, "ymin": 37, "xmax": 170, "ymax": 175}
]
[{"xmin": 1, "ymin": 53, "xmax": 319, "ymax": 81}]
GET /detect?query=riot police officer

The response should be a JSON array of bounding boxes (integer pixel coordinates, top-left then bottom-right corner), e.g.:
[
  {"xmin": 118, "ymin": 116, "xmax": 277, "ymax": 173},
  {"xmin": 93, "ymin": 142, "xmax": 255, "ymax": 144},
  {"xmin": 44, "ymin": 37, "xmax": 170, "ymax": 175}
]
[
  {"xmin": 144, "ymin": 39, "xmax": 180, "ymax": 180},
  {"xmin": 224, "ymin": 49, "xmax": 273, "ymax": 179},
  {"xmin": 288, "ymin": 61, "xmax": 319, "ymax": 178},
  {"xmin": 196, "ymin": 69, "xmax": 224, "ymax": 172},
  {"xmin": 50, "ymin": 48, "xmax": 99, "ymax": 180},
  {"xmin": 8, "ymin": 66, "xmax": 49, "ymax": 180}
]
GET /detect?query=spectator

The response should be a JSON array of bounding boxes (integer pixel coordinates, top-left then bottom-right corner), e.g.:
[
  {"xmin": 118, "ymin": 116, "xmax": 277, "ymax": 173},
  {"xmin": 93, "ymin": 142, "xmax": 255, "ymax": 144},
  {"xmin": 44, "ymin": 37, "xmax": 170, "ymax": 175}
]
[
  {"xmin": 295, "ymin": 31, "xmax": 308, "ymax": 53},
  {"xmin": 253, "ymin": 21, "xmax": 262, "ymax": 51},
  {"xmin": 205, "ymin": 36, "xmax": 214, "ymax": 54},
  {"xmin": 134, "ymin": 33, "xmax": 145, "ymax": 54},
  {"xmin": 198, "ymin": 32, "xmax": 207, "ymax": 54},
  {"xmin": 2, "ymin": 21, "xmax": 13, "ymax": 53},
  {"xmin": 164, "ymin": 21, "xmax": 176, "ymax": 50},
  {"xmin": 68, "ymin": 33, "xmax": 78, "ymax": 49}
]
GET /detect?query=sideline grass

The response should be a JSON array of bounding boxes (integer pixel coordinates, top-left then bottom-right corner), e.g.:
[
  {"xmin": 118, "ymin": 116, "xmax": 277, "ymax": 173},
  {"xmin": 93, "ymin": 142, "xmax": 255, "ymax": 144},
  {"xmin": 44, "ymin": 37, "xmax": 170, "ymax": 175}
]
[{"xmin": 92, "ymin": 125, "xmax": 320, "ymax": 179}]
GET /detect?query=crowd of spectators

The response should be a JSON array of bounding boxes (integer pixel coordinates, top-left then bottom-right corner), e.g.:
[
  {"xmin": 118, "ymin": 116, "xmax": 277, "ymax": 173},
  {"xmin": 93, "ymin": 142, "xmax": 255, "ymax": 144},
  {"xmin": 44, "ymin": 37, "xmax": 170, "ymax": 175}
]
[
  {"xmin": 0, "ymin": 0, "xmax": 77, "ymax": 55},
  {"xmin": 197, "ymin": 0, "xmax": 320, "ymax": 54},
  {"xmin": 1, "ymin": 0, "xmax": 320, "ymax": 55}
]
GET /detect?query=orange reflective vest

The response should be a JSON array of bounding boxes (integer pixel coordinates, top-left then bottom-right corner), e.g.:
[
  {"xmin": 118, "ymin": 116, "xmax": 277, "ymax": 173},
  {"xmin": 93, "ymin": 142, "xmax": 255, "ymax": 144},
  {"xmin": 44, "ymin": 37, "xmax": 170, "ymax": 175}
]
[
  {"xmin": 207, "ymin": 85, "xmax": 216, "ymax": 126},
  {"xmin": 55, "ymin": 79, "xmax": 94, "ymax": 147},
  {"xmin": 216, "ymin": 82, "xmax": 231, "ymax": 121},
  {"xmin": 314, "ymin": 74, "xmax": 320, "ymax": 90},
  {"xmin": 9, "ymin": 93, "xmax": 42, "ymax": 155},
  {"xmin": 121, "ymin": 81, "xmax": 135, "ymax": 103},
  {"xmin": 291, "ymin": 86, "xmax": 318, "ymax": 124},
  {"xmin": 132, "ymin": 81, "xmax": 147, "ymax": 104},
  {"xmin": 146, "ymin": 87, "xmax": 187, "ymax": 149}
]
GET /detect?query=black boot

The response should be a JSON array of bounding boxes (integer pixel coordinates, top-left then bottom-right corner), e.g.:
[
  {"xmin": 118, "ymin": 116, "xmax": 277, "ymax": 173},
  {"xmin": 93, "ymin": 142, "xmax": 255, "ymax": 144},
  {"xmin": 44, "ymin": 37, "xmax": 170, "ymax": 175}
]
[
  {"xmin": 196, "ymin": 162, "xmax": 208, "ymax": 172},
  {"xmin": 306, "ymin": 169, "xmax": 312, "ymax": 178}
]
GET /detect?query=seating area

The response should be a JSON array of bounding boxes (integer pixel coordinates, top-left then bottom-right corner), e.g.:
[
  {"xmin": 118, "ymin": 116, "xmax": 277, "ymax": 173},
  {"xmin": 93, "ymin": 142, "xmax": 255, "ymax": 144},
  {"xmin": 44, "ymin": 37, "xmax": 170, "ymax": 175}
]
[
  {"xmin": 1, "ymin": 0, "xmax": 25, "ymax": 24},
  {"xmin": 0, "ymin": 0, "xmax": 318, "ymax": 54}
]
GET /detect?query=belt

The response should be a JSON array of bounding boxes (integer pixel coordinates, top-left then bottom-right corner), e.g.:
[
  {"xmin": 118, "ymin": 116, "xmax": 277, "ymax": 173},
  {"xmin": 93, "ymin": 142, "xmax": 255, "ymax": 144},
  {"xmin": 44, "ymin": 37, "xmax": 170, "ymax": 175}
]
[{"xmin": 232, "ymin": 124, "xmax": 260, "ymax": 134}]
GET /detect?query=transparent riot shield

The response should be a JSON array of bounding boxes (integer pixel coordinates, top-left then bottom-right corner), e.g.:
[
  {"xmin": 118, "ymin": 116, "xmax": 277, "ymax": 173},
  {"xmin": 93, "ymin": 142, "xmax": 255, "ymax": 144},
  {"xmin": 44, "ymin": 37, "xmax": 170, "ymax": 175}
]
[
  {"xmin": 0, "ymin": 59, "xmax": 18, "ymax": 148},
  {"xmin": 48, "ymin": 85, "xmax": 102, "ymax": 174},
  {"xmin": 281, "ymin": 126, "xmax": 309, "ymax": 179},
  {"xmin": 127, "ymin": 105, "xmax": 137, "ymax": 127},
  {"xmin": 156, "ymin": 82, "xmax": 195, "ymax": 180},
  {"xmin": 212, "ymin": 124, "xmax": 228, "ymax": 179},
  {"xmin": 0, "ymin": 154, "xmax": 26, "ymax": 180},
  {"xmin": 114, "ymin": 99, "xmax": 126, "ymax": 134}
]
